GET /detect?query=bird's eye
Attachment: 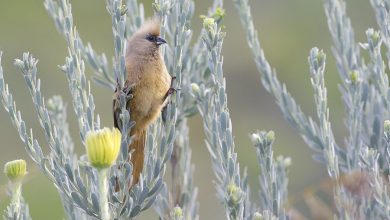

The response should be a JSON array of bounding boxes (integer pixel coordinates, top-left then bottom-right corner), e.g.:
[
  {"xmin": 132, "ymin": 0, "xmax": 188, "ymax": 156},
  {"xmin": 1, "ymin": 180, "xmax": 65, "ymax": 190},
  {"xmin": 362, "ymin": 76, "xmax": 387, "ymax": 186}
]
[{"xmin": 146, "ymin": 35, "xmax": 156, "ymax": 42}]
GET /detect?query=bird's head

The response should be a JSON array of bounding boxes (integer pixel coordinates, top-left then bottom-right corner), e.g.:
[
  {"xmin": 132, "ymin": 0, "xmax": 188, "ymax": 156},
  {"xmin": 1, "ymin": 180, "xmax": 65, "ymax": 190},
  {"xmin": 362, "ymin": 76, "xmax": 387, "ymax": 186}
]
[{"xmin": 127, "ymin": 17, "xmax": 167, "ymax": 58}]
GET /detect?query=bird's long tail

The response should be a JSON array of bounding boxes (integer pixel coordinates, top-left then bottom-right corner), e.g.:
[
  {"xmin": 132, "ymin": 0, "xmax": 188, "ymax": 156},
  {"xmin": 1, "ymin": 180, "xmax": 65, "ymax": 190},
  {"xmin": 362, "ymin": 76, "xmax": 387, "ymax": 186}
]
[{"xmin": 129, "ymin": 129, "xmax": 146, "ymax": 186}]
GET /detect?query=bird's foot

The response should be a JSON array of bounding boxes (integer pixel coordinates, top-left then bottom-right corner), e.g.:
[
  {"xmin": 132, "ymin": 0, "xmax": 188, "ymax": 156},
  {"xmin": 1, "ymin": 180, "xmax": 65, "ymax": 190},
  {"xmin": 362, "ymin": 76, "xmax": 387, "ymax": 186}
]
[{"xmin": 162, "ymin": 76, "xmax": 180, "ymax": 102}]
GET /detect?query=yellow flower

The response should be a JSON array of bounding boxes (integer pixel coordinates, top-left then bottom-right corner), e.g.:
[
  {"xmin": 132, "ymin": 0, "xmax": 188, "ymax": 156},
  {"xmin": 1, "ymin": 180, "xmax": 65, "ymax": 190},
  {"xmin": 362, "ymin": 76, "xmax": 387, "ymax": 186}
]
[
  {"xmin": 4, "ymin": 159, "xmax": 27, "ymax": 181},
  {"xmin": 86, "ymin": 127, "xmax": 121, "ymax": 169}
]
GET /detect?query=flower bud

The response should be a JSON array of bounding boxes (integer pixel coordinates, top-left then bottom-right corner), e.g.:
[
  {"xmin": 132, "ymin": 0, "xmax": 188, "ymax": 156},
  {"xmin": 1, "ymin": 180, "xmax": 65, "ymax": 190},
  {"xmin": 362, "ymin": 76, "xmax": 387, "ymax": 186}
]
[
  {"xmin": 191, "ymin": 83, "xmax": 200, "ymax": 96},
  {"xmin": 367, "ymin": 28, "xmax": 381, "ymax": 47},
  {"xmin": 171, "ymin": 206, "xmax": 183, "ymax": 219},
  {"xmin": 212, "ymin": 7, "xmax": 225, "ymax": 21},
  {"xmin": 4, "ymin": 159, "xmax": 27, "ymax": 181},
  {"xmin": 265, "ymin": 130, "xmax": 275, "ymax": 144},
  {"xmin": 227, "ymin": 183, "xmax": 243, "ymax": 205},
  {"xmin": 316, "ymin": 50, "xmax": 326, "ymax": 67},
  {"xmin": 202, "ymin": 17, "xmax": 216, "ymax": 34},
  {"xmin": 86, "ymin": 127, "xmax": 121, "ymax": 169},
  {"xmin": 203, "ymin": 17, "xmax": 215, "ymax": 28},
  {"xmin": 349, "ymin": 71, "xmax": 359, "ymax": 84},
  {"xmin": 250, "ymin": 133, "xmax": 261, "ymax": 145},
  {"xmin": 276, "ymin": 155, "xmax": 292, "ymax": 167}
]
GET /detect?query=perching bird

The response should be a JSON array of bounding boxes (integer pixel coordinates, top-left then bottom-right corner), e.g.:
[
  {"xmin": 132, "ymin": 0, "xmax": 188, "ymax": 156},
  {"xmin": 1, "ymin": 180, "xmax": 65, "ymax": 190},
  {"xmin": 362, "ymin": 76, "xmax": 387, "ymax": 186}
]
[{"xmin": 113, "ymin": 18, "xmax": 173, "ymax": 185}]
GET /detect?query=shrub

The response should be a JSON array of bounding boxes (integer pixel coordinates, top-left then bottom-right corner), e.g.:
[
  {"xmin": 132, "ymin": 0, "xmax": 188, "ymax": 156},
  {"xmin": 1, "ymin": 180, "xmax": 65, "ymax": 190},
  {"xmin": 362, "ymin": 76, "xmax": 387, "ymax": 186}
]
[{"xmin": 2, "ymin": 0, "xmax": 390, "ymax": 219}]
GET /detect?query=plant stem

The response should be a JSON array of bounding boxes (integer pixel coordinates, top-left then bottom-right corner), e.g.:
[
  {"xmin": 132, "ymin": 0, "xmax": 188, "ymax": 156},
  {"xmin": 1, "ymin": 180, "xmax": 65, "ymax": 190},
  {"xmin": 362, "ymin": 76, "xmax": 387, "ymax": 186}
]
[
  {"xmin": 11, "ymin": 181, "xmax": 22, "ymax": 216},
  {"xmin": 98, "ymin": 168, "xmax": 110, "ymax": 220}
]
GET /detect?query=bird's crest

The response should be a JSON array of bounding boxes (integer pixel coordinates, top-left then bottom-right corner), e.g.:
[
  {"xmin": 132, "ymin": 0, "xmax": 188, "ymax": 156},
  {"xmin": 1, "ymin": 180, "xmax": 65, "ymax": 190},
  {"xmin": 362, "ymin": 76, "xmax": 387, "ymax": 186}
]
[{"xmin": 136, "ymin": 17, "xmax": 161, "ymax": 37}]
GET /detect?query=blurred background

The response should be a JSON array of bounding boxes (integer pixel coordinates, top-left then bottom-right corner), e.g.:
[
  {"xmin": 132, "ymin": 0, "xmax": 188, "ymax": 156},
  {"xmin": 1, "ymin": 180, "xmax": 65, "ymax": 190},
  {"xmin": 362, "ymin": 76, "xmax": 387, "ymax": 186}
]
[{"xmin": 0, "ymin": 0, "xmax": 376, "ymax": 219}]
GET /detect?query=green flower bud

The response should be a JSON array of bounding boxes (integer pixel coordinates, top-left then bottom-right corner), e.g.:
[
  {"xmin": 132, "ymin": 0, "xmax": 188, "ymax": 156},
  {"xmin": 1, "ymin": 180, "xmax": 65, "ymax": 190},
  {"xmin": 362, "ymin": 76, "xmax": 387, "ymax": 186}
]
[
  {"xmin": 202, "ymin": 17, "xmax": 215, "ymax": 33},
  {"xmin": 212, "ymin": 7, "xmax": 225, "ymax": 21},
  {"xmin": 191, "ymin": 83, "xmax": 200, "ymax": 95},
  {"xmin": 372, "ymin": 31, "xmax": 381, "ymax": 44},
  {"xmin": 316, "ymin": 50, "xmax": 326, "ymax": 66},
  {"xmin": 349, "ymin": 71, "xmax": 359, "ymax": 84},
  {"xmin": 86, "ymin": 127, "xmax": 121, "ymax": 169},
  {"xmin": 367, "ymin": 29, "xmax": 381, "ymax": 47},
  {"xmin": 266, "ymin": 130, "xmax": 275, "ymax": 144},
  {"xmin": 171, "ymin": 206, "xmax": 183, "ymax": 219},
  {"xmin": 4, "ymin": 159, "xmax": 27, "ymax": 181},
  {"xmin": 227, "ymin": 183, "xmax": 243, "ymax": 205}
]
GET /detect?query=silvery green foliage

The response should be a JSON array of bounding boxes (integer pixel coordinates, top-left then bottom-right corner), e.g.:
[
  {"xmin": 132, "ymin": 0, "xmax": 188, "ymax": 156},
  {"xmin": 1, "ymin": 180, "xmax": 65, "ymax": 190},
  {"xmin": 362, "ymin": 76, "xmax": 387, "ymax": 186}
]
[
  {"xmin": 7, "ymin": 0, "xmax": 390, "ymax": 218},
  {"xmin": 0, "ymin": 0, "xmax": 182, "ymax": 219},
  {"xmin": 324, "ymin": 0, "xmax": 364, "ymax": 170},
  {"xmin": 192, "ymin": 16, "xmax": 290, "ymax": 219},
  {"xmin": 3, "ymin": 196, "xmax": 31, "ymax": 220},
  {"xmin": 153, "ymin": 0, "xmax": 227, "ymax": 219},
  {"xmin": 234, "ymin": 0, "xmax": 390, "ymax": 218},
  {"xmin": 308, "ymin": 48, "xmax": 339, "ymax": 178},
  {"xmin": 152, "ymin": 0, "xmax": 218, "ymax": 218},
  {"xmin": 46, "ymin": 0, "xmax": 101, "ymax": 141},
  {"xmin": 47, "ymin": 96, "xmax": 74, "ymax": 157},
  {"xmin": 44, "ymin": 0, "xmax": 114, "ymax": 90},
  {"xmin": 371, "ymin": 0, "xmax": 390, "ymax": 65},
  {"xmin": 3, "ymin": 52, "xmax": 100, "ymax": 219},
  {"xmin": 250, "ymin": 131, "xmax": 289, "ymax": 219},
  {"xmin": 0, "ymin": 0, "xmax": 299, "ymax": 218},
  {"xmin": 125, "ymin": 0, "xmax": 145, "ymax": 37},
  {"xmin": 46, "ymin": 96, "xmax": 88, "ymax": 220},
  {"xmin": 3, "ymin": 178, "xmax": 31, "ymax": 220},
  {"xmin": 232, "ymin": 0, "xmax": 347, "ymax": 169},
  {"xmin": 195, "ymin": 18, "xmax": 247, "ymax": 219}
]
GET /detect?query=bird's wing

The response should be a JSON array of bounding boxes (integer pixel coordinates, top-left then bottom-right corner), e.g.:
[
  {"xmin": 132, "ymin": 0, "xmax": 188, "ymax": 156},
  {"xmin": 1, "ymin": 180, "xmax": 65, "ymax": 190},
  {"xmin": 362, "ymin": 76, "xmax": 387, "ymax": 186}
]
[
  {"xmin": 113, "ymin": 88, "xmax": 121, "ymax": 129},
  {"xmin": 113, "ymin": 83, "xmax": 134, "ymax": 129}
]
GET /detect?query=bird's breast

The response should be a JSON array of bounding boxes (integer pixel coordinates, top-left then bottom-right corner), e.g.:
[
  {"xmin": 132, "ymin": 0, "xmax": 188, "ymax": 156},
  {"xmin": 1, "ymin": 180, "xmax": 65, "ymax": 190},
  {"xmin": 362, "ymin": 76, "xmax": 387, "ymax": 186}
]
[{"xmin": 129, "ymin": 63, "xmax": 170, "ymax": 130}]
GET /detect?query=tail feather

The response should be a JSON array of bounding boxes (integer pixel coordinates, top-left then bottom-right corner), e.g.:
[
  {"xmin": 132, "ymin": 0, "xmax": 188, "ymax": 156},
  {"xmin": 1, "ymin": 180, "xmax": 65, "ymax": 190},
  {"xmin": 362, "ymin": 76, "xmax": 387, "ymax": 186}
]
[{"xmin": 129, "ymin": 129, "xmax": 146, "ymax": 186}]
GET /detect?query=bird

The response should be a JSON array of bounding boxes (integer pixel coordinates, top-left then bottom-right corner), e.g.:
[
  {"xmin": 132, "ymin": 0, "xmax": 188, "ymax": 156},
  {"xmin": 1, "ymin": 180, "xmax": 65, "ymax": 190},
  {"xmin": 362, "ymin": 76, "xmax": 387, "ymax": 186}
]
[{"xmin": 113, "ymin": 17, "xmax": 174, "ymax": 186}]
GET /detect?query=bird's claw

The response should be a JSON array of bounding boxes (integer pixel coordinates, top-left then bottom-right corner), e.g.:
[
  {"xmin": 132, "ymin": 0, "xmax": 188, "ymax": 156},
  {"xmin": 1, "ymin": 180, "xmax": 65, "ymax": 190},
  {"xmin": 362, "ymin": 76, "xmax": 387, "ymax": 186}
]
[
  {"xmin": 167, "ymin": 87, "xmax": 179, "ymax": 96},
  {"xmin": 168, "ymin": 76, "xmax": 181, "ymax": 94},
  {"xmin": 162, "ymin": 76, "xmax": 180, "ymax": 102}
]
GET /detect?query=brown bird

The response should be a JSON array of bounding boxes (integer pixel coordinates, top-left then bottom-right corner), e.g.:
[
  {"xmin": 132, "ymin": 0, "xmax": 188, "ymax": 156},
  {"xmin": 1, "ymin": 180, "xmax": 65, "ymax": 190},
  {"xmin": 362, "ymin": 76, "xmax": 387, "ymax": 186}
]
[{"xmin": 113, "ymin": 18, "xmax": 173, "ymax": 185}]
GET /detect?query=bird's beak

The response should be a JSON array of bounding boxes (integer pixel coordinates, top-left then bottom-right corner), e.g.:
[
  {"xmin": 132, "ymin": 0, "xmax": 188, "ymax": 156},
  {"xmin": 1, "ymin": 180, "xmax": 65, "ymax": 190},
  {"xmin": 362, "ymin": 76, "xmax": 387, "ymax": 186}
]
[{"xmin": 156, "ymin": 36, "xmax": 167, "ymax": 46}]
